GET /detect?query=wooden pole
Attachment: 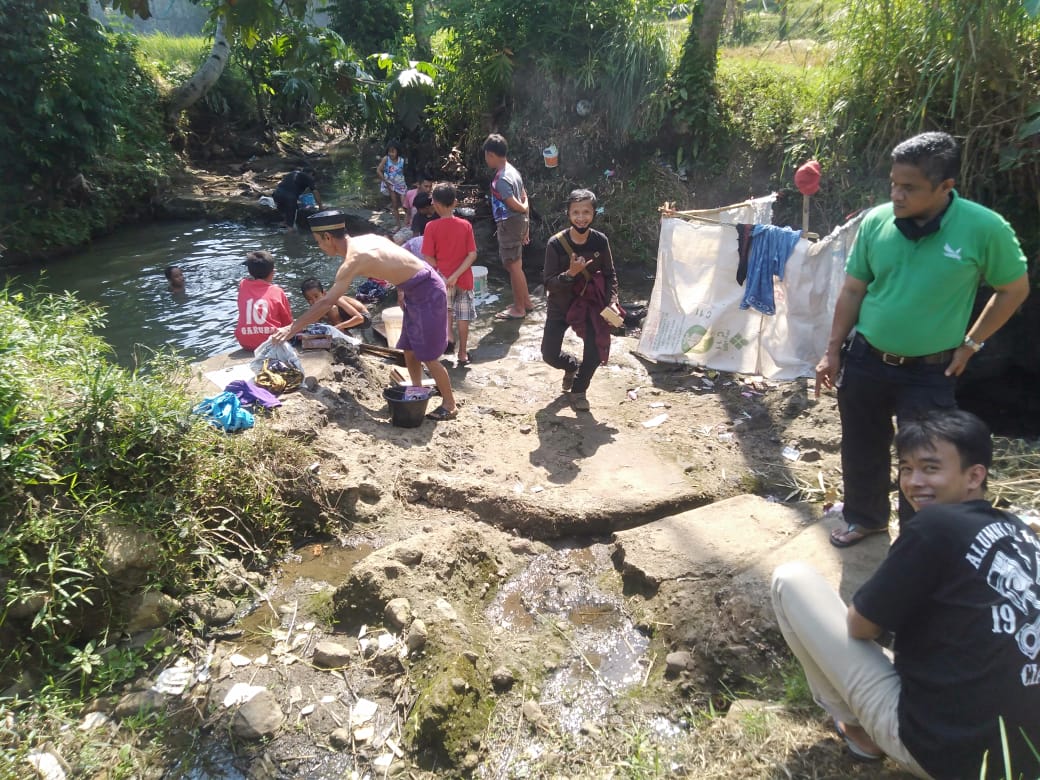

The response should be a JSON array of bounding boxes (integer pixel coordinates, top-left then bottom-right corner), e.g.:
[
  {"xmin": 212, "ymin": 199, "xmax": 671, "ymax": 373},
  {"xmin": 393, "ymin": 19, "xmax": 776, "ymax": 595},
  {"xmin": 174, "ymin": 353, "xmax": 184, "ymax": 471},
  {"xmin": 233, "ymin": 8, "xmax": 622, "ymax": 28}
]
[{"xmin": 802, "ymin": 194, "xmax": 810, "ymax": 234}]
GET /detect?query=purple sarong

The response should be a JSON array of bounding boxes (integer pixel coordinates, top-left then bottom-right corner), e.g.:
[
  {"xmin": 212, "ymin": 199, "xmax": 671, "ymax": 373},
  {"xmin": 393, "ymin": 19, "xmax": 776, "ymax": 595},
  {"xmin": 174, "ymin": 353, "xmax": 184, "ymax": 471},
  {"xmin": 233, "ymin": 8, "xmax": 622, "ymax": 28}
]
[{"xmin": 396, "ymin": 266, "xmax": 448, "ymax": 361}]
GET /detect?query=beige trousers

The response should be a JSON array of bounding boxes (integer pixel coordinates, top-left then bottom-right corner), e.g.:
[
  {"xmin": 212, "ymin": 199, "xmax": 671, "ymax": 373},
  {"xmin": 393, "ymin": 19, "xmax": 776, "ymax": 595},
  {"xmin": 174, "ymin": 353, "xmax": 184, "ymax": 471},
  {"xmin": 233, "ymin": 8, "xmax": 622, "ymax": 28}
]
[{"xmin": 770, "ymin": 561, "xmax": 931, "ymax": 778}]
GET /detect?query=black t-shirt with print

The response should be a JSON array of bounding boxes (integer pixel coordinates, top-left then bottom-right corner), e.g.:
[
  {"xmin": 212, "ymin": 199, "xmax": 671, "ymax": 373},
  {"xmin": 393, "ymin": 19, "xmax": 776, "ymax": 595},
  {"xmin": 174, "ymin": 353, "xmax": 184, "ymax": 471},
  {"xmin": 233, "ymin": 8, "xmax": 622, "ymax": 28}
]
[{"xmin": 854, "ymin": 500, "xmax": 1040, "ymax": 779}]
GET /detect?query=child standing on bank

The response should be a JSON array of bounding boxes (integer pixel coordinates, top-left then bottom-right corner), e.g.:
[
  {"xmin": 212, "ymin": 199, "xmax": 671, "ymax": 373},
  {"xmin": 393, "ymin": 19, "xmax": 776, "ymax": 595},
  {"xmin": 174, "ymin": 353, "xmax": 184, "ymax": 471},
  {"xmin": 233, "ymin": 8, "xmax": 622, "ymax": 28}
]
[
  {"xmin": 422, "ymin": 183, "xmax": 478, "ymax": 366},
  {"xmin": 541, "ymin": 189, "xmax": 620, "ymax": 411},
  {"xmin": 483, "ymin": 133, "xmax": 532, "ymax": 320},
  {"xmin": 235, "ymin": 251, "xmax": 293, "ymax": 351},
  {"xmin": 376, "ymin": 141, "xmax": 408, "ymax": 230}
]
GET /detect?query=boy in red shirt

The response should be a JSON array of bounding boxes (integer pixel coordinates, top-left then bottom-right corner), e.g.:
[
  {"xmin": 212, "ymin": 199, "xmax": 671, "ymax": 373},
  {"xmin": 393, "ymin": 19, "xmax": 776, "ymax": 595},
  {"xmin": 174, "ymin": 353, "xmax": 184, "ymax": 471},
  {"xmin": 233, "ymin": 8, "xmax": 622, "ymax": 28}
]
[
  {"xmin": 422, "ymin": 183, "xmax": 478, "ymax": 366},
  {"xmin": 235, "ymin": 251, "xmax": 293, "ymax": 350}
]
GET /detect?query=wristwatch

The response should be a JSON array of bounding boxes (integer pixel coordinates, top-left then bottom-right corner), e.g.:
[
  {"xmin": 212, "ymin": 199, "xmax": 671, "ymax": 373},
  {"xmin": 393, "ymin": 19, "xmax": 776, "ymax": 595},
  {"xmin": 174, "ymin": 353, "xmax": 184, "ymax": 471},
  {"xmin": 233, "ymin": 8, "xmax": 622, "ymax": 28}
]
[
  {"xmin": 963, "ymin": 335, "xmax": 985, "ymax": 352},
  {"xmin": 562, "ymin": 273, "xmax": 575, "ymax": 281}
]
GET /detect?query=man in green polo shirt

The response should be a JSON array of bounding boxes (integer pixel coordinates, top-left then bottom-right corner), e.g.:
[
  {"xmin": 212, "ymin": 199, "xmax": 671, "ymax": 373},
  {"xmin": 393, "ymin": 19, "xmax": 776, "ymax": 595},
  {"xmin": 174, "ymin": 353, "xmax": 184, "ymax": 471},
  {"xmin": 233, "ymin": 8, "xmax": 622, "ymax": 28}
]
[{"xmin": 815, "ymin": 131, "xmax": 1029, "ymax": 548}]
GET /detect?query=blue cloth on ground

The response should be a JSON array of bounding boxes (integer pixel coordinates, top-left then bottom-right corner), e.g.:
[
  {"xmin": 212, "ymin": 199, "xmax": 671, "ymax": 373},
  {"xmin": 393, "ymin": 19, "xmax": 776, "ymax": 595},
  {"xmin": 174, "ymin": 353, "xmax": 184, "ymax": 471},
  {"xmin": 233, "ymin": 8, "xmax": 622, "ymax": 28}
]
[
  {"xmin": 739, "ymin": 224, "xmax": 802, "ymax": 315},
  {"xmin": 193, "ymin": 391, "xmax": 255, "ymax": 432}
]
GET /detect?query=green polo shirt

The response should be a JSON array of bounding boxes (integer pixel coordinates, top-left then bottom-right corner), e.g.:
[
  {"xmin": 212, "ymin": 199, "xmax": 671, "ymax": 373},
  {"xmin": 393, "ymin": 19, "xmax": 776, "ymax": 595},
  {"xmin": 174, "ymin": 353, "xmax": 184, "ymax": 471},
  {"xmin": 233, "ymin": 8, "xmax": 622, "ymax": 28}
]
[{"xmin": 847, "ymin": 192, "xmax": 1027, "ymax": 356}]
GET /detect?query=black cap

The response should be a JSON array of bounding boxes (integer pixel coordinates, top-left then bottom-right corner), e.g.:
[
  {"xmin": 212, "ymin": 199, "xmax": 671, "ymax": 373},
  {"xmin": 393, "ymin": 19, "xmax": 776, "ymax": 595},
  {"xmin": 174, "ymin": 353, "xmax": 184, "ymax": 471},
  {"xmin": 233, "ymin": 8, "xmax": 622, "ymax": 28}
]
[
  {"xmin": 308, "ymin": 209, "xmax": 347, "ymax": 232},
  {"xmin": 413, "ymin": 192, "xmax": 433, "ymax": 208}
]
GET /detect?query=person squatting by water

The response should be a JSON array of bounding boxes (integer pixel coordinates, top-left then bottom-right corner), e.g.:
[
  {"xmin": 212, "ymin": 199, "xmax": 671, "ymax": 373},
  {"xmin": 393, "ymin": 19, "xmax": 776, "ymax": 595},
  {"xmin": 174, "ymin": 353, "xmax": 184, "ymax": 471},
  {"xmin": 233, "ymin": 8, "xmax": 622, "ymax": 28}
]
[
  {"xmin": 814, "ymin": 131, "xmax": 1029, "ymax": 549},
  {"xmin": 541, "ymin": 189, "xmax": 620, "ymax": 412},
  {"xmin": 272, "ymin": 168, "xmax": 322, "ymax": 230},
  {"xmin": 771, "ymin": 409, "xmax": 1040, "ymax": 778},
  {"xmin": 272, "ymin": 210, "xmax": 459, "ymax": 422}
]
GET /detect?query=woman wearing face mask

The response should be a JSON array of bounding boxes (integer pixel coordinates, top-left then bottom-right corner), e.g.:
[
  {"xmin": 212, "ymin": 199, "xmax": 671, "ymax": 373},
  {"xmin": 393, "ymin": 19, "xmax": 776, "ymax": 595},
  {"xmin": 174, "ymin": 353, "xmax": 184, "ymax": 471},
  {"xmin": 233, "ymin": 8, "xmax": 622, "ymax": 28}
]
[{"xmin": 540, "ymin": 189, "xmax": 621, "ymax": 412}]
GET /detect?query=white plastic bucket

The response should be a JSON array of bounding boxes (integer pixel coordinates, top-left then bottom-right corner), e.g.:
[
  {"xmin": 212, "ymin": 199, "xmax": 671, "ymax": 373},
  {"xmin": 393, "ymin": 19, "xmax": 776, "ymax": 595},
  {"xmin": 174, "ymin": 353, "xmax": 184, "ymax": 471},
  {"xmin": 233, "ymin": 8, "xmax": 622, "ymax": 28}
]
[
  {"xmin": 542, "ymin": 144, "xmax": 559, "ymax": 168},
  {"xmin": 382, "ymin": 306, "xmax": 404, "ymax": 347},
  {"xmin": 472, "ymin": 266, "xmax": 488, "ymax": 299}
]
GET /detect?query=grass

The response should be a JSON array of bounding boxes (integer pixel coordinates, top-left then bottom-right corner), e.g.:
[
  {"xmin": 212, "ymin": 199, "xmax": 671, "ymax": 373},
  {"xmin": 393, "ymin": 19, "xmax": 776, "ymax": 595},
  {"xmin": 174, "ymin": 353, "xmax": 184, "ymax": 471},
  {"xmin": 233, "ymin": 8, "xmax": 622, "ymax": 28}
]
[{"xmin": 0, "ymin": 286, "xmax": 330, "ymax": 775}]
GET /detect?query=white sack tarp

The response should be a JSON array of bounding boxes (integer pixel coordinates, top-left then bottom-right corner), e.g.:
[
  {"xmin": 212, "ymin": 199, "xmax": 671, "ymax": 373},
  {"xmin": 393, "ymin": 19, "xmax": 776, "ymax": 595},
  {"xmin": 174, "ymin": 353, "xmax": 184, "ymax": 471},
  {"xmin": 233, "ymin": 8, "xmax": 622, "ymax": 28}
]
[{"xmin": 635, "ymin": 199, "xmax": 864, "ymax": 380}]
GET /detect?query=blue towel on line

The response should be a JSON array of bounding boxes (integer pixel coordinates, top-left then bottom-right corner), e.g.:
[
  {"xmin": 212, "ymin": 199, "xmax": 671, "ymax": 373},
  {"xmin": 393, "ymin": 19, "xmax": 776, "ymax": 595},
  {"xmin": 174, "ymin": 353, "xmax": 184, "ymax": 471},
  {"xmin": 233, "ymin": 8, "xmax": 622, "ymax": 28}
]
[{"xmin": 739, "ymin": 224, "xmax": 802, "ymax": 315}]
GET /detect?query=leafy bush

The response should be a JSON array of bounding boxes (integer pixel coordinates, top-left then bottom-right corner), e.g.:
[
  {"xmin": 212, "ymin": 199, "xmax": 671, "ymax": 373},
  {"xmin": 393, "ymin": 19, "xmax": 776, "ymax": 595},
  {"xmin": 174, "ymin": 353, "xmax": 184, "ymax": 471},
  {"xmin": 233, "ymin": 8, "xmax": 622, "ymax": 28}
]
[
  {"xmin": 0, "ymin": 287, "xmax": 317, "ymax": 695},
  {"xmin": 0, "ymin": 1, "xmax": 176, "ymax": 259},
  {"xmin": 717, "ymin": 60, "xmax": 814, "ymax": 155}
]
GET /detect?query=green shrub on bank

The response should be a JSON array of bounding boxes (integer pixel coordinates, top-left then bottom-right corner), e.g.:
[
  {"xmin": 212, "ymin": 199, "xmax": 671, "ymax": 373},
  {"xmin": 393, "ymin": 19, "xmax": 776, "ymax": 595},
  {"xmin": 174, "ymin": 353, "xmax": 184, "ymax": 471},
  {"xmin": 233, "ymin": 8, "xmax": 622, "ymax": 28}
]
[
  {"xmin": 0, "ymin": 287, "xmax": 315, "ymax": 696},
  {"xmin": 0, "ymin": 2, "xmax": 177, "ymax": 260}
]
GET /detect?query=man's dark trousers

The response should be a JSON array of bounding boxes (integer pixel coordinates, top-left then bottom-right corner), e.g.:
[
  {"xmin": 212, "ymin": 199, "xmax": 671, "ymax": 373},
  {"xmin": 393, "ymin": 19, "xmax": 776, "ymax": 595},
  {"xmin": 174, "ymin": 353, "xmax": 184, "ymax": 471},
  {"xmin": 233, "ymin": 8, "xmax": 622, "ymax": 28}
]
[{"xmin": 837, "ymin": 333, "xmax": 957, "ymax": 530}]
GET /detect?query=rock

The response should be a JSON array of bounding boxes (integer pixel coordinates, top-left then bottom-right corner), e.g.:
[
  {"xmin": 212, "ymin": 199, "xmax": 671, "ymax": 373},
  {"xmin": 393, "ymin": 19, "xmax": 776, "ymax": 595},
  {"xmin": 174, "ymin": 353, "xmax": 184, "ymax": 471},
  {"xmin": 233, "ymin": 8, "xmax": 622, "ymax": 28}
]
[
  {"xmin": 114, "ymin": 690, "xmax": 163, "ymax": 719},
  {"xmin": 522, "ymin": 700, "xmax": 549, "ymax": 732},
  {"xmin": 391, "ymin": 544, "xmax": 423, "ymax": 566},
  {"xmin": 26, "ymin": 748, "xmax": 66, "ymax": 780},
  {"xmin": 384, "ymin": 597, "xmax": 412, "ymax": 630},
  {"xmin": 462, "ymin": 753, "xmax": 480, "ymax": 771},
  {"xmin": 726, "ymin": 698, "xmax": 773, "ymax": 722},
  {"xmin": 433, "ymin": 598, "xmax": 458, "ymax": 622},
  {"xmin": 799, "ymin": 448, "xmax": 822, "ymax": 463},
  {"xmin": 462, "ymin": 650, "xmax": 478, "ymax": 665},
  {"xmin": 303, "ymin": 375, "xmax": 318, "ymax": 391},
  {"xmin": 372, "ymin": 648, "xmax": 405, "ymax": 676},
  {"xmin": 329, "ymin": 727, "xmax": 352, "ymax": 749},
  {"xmin": 184, "ymin": 595, "xmax": 237, "ymax": 626},
  {"xmin": 125, "ymin": 592, "xmax": 181, "ymax": 633},
  {"xmin": 232, "ymin": 689, "xmax": 284, "ymax": 740},
  {"xmin": 213, "ymin": 557, "xmax": 250, "ymax": 596},
  {"xmin": 519, "ymin": 424, "xmax": 532, "ymax": 434},
  {"xmin": 665, "ymin": 651, "xmax": 695, "ymax": 676},
  {"xmin": 128, "ymin": 628, "xmax": 176, "ymax": 651},
  {"xmin": 579, "ymin": 720, "xmax": 602, "ymax": 736},
  {"xmin": 100, "ymin": 520, "xmax": 161, "ymax": 587},
  {"xmin": 491, "ymin": 667, "xmax": 515, "ymax": 691},
  {"xmin": 313, "ymin": 640, "xmax": 356, "ymax": 669},
  {"xmin": 507, "ymin": 537, "xmax": 535, "ymax": 554},
  {"xmin": 451, "ymin": 677, "xmax": 469, "ymax": 694},
  {"xmin": 405, "ymin": 620, "xmax": 428, "ymax": 654}
]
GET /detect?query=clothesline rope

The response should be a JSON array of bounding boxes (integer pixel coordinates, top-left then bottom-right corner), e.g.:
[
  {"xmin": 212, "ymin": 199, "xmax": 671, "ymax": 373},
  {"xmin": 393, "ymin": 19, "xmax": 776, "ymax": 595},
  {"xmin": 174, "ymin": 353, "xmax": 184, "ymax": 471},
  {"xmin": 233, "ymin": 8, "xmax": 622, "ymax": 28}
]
[{"xmin": 659, "ymin": 202, "xmax": 818, "ymax": 239}]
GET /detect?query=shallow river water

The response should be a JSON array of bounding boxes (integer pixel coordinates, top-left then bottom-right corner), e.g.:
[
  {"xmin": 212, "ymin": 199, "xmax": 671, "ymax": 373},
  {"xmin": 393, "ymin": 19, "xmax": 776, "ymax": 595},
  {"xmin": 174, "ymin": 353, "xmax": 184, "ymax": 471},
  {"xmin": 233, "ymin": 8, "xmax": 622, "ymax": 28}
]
[{"xmin": 3, "ymin": 220, "xmax": 345, "ymax": 366}]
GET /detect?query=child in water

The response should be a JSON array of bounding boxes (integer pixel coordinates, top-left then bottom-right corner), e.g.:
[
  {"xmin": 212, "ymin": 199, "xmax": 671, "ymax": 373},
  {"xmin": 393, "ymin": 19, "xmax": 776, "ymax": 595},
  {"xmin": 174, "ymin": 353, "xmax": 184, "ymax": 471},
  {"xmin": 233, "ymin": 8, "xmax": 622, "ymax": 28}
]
[
  {"xmin": 164, "ymin": 265, "xmax": 185, "ymax": 292},
  {"xmin": 300, "ymin": 278, "xmax": 371, "ymax": 332}
]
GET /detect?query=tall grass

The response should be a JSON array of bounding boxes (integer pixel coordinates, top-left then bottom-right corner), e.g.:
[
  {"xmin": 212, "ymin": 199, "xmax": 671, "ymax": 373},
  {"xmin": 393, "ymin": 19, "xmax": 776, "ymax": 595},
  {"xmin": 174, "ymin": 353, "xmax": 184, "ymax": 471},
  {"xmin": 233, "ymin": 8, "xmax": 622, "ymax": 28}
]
[
  {"xmin": 825, "ymin": 0, "xmax": 1040, "ymax": 215},
  {"xmin": 0, "ymin": 287, "xmax": 318, "ymax": 695},
  {"xmin": 134, "ymin": 32, "xmax": 208, "ymax": 72}
]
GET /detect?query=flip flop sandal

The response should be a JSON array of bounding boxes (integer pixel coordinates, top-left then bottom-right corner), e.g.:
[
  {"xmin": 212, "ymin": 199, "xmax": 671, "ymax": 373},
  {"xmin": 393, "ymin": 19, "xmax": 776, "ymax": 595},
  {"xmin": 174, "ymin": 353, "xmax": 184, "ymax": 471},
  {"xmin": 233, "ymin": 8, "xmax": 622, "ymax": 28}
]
[
  {"xmin": 426, "ymin": 406, "xmax": 458, "ymax": 421},
  {"xmin": 834, "ymin": 722, "xmax": 884, "ymax": 761},
  {"xmin": 830, "ymin": 523, "xmax": 888, "ymax": 548},
  {"xmin": 493, "ymin": 311, "xmax": 525, "ymax": 321}
]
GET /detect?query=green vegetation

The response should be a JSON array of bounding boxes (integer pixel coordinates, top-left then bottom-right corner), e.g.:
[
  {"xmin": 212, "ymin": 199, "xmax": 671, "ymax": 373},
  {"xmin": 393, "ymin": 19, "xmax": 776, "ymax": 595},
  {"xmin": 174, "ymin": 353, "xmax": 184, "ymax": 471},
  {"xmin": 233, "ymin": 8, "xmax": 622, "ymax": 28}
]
[
  {"xmin": 0, "ymin": 286, "xmax": 318, "ymax": 698},
  {"xmin": 0, "ymin": 0, "xmax": 176, "ymax": 259}
]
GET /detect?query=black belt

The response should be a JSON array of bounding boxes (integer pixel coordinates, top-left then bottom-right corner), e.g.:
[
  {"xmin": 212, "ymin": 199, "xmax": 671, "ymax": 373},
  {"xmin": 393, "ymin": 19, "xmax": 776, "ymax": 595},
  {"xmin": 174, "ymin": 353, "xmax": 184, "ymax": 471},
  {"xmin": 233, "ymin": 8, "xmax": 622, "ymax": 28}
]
[{"xmin": 860, "ymin": 335, "xmax": 953, "ymax": 366}]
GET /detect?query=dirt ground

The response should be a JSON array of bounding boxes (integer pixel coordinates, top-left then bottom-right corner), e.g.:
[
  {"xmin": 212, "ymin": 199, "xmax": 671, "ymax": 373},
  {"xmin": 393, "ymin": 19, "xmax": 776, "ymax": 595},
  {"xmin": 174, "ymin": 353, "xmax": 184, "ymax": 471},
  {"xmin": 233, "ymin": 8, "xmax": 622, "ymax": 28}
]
[
  {"xmin": 173, "ymin": 297, "xmax": 918, "ymax": 779},
  {"xmin": 96, "ymin": 136, "xmax": 921, "ymax": 779}
]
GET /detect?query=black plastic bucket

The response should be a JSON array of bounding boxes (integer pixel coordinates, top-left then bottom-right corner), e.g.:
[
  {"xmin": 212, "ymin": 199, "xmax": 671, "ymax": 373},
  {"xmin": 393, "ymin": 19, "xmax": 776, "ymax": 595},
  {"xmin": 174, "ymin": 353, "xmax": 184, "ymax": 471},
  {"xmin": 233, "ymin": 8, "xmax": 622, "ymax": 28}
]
[{"xmin": 383, "ymin": 386, "xmax": 432, "ymax": 428}]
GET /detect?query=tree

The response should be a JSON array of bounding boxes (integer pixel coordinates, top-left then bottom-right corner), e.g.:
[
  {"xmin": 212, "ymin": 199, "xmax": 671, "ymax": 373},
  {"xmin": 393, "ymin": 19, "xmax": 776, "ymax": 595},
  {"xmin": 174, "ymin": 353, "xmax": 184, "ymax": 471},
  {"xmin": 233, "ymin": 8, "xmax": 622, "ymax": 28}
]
[{"xmin": 666, "ymin": 0, "xmax": 727, "ymax": 156}]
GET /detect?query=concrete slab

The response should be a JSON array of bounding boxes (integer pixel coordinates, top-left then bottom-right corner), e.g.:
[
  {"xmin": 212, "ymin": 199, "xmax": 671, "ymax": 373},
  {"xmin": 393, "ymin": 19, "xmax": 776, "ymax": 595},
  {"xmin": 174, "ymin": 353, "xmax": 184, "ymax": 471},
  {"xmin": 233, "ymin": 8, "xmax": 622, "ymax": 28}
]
[{"xmin": 613, "ymin": 494, "xmax": 891, "ymax": 603}]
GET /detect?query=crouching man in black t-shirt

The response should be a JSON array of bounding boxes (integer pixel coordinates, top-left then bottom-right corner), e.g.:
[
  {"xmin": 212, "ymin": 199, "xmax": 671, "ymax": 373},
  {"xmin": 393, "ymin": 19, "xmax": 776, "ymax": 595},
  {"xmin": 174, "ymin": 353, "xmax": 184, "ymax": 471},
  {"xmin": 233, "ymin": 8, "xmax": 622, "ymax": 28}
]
[{"xmin": 772, "ymin": 409, "xmax": 1040, "ymax": 779}]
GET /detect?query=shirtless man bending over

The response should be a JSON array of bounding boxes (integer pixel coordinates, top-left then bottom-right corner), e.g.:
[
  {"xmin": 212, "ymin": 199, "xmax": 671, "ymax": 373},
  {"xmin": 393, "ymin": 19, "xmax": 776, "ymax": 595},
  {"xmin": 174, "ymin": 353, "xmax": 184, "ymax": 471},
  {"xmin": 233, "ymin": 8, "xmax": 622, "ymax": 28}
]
[{"xmin": 271, "ymin": 210, "xmax": 458, "ymax": 421}]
